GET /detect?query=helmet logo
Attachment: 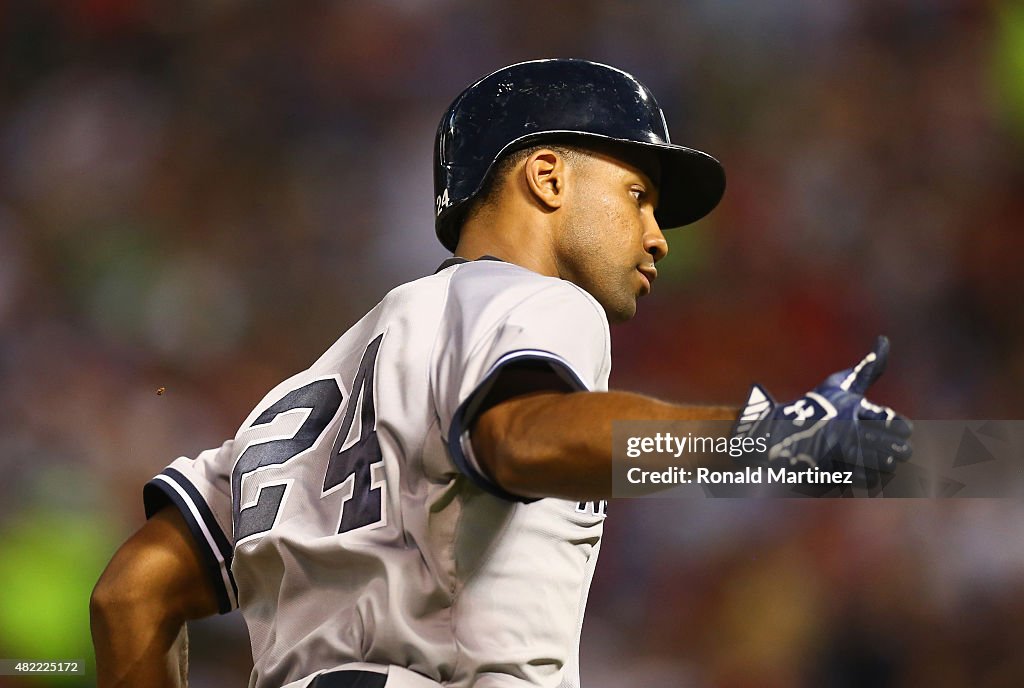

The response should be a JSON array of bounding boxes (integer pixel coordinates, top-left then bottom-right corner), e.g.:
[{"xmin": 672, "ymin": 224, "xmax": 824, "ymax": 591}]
[{"xmin": 435, "ymin": 188, "xmax": 450, "ymax": 216}]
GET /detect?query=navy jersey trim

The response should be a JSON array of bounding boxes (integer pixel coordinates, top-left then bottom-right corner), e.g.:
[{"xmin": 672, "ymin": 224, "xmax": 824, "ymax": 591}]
[
  {"xmin": 309, "ymin": 669, "xmax": 388, "ymax": 688},
  {"xmin": 143, "ymin": 468, "xmax": 238, "ymax": 613},
  {"xmin": 447, "ymin": 349, "xmax": 589, "ymax": 502}
]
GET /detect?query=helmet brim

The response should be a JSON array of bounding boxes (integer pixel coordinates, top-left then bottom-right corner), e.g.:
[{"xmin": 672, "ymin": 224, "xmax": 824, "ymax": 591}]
[{"xmin": 646, "ymin": 141, "xmax": 726, "ymax": 230}]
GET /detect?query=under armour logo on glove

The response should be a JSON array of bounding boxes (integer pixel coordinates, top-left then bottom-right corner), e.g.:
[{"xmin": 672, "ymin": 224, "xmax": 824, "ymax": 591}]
[
  {"xmin": 782, "ymin": 398, "xmax": 826, "ymax": 426},
  {"xmin": 733, "ymin": 336, "xmax": 913, "ymax": 487}
]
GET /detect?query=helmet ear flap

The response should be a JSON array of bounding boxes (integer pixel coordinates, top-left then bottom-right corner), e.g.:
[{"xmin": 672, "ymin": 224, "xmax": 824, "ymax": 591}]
[
  {"xmin": 434, "ymin": 154, "xmax": 503, "ymax": 253},
  {"xmin": 436, "ymin": 202, "xmax": 467, "ymax": 253}
]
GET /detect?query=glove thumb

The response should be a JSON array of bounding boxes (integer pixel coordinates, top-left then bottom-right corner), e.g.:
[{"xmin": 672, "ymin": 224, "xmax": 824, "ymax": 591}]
[
  {"xmin": 840, "ymin": 335, "xmax": 890, "ymax": 395},
  {"xmin": 733, "ymin": 383, "xmax": 776, "ymax": 437}
]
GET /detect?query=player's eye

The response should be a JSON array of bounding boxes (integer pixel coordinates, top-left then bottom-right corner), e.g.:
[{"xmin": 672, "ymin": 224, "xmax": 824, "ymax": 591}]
[{"xmin": 629, "ymin": 187, "xmax": 645, "ymax": 205}]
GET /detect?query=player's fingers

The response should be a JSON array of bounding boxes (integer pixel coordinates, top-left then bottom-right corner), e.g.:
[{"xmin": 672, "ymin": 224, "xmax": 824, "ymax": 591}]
[
  {"xmin": 857, "ymin": 399, "xmax": 913, "ymax": 438},
  {"xmin": 886, "ymin": 436, "xmax": 913, "ymax": 462},
  {"xmin": 843, "ymin": 335, "xmax": 890, "ymax": 395},
  {"xmin": 859, "ymin": 426, "xmax": 913, "ymax": 466}
]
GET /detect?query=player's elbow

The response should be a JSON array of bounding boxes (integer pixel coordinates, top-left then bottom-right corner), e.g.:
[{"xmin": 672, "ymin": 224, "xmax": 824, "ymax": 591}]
[
  {"xmin": 91, "ymin": 557, "xmax": 125, "ymax": 621},
  {"xmin": 91, "ymin": 547, "xmax": 160, "ymax": 625},
  {"xmin": 90, "ymin": 557, "xmax": 141, "ymax": 657},
  {"xmin": 89, "ymin": 577, "xmax": 113, "ymax": 625}
]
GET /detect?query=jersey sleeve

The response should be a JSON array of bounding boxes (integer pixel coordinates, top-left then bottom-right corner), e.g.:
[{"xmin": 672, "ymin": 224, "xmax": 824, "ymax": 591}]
[
  {"xmin": 433, "ymin": 272, "xmax": 611, "ymax": 501},
  {"xmin": 142, "ymin": 440, "xmax": 238, "ymax": 614}
]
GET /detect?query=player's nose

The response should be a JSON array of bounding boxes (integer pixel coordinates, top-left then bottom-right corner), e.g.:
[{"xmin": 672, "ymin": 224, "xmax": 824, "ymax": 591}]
[{"xmin": 643, "ymin": 218, "xmax": 668, "ymax": 262}]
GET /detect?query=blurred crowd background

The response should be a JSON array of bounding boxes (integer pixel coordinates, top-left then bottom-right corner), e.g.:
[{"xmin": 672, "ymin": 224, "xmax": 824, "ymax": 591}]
[{"xmin": 1, "ymin": 0, "xmax": 1022, "ymax": 686}]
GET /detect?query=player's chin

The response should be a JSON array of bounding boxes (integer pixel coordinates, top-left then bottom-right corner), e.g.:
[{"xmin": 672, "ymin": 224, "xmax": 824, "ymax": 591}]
[{"xmin": 604, "ymin": 294, "xmax": 638, "ymax": 323}]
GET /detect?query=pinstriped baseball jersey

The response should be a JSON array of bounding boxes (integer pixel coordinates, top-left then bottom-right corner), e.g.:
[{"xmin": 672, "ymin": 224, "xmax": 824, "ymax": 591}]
[{"xmin": 143, "ymin": 259, "xmax": 611, "ymax": 688}]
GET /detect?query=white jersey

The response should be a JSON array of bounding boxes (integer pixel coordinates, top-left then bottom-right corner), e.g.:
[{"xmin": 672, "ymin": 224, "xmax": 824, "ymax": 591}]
[{"xmin": 143, "ymin": 259, "xmax": 612, "ymax": 688}]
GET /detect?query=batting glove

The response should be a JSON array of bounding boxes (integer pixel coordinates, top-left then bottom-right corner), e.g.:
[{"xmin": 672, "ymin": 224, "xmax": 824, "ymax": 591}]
[{"xmin": 733, "ymin": 336, "xmax": 913, "ymax": 486}]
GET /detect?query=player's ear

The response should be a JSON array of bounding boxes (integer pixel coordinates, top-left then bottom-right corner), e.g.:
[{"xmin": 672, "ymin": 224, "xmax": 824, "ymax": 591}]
[{"xmin": 523, "ymin": 149, "xmax": 565, "ymax": 211}]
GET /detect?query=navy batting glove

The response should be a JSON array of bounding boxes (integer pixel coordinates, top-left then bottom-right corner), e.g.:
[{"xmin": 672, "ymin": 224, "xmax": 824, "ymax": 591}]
[{"xmin": 733, "ymin": 336, "xmax": 913, "ymax": 487}]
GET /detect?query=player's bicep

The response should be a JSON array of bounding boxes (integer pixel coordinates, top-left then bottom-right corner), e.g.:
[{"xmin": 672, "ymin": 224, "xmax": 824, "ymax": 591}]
[
  {"xmin": 469, "ymin": 386, "xmax": 566, "ymax": 493},
  {"xmin": 93, "ymin": 506, "xmax": 221, "ymax": 623},
  {"xmin": 449, "ymin": 353, "xmax": 591, "ymax": 501}
]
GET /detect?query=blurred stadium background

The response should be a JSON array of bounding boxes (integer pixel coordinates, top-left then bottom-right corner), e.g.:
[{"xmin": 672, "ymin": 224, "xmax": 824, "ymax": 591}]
[{"xmin": 1, "ymin": 1, "xmax": 1023, "ymax": 686}]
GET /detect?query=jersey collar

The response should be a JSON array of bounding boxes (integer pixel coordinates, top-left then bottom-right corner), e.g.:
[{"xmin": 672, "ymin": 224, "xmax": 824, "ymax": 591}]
[{"xmin": 434, "ymin": 255, "xmax": 504, "ymax": 274}]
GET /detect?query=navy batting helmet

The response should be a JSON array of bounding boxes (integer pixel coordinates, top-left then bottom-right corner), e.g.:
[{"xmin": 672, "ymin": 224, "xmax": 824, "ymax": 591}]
[{"xmin": 433, "ymin": 58, "xmax": 726, "ymax": 252}]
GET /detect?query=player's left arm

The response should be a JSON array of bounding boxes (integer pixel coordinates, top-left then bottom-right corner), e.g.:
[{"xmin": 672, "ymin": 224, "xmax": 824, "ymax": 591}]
[
  {"xmin": 91, "ymin": 505, "xmax": 220, "ymax": 688},
  {"xmin": 471, "ymin": 386, "xmax": 738, "ymax": 500},
  {"xmin": 472, "ymin": 337, "xmax": 912, "ymax": 500}
]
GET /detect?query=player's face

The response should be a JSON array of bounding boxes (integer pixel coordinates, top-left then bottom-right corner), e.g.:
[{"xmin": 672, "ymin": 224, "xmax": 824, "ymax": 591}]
[{"xmin": 555, "ymin": 146, "xmax": 666, "ymax": 322}]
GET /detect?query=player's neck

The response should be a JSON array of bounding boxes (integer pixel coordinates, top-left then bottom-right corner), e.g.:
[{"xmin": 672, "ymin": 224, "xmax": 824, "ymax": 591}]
[{"xmin": 454, "ymin": 222, "xmax": 558, "ymax": 278}]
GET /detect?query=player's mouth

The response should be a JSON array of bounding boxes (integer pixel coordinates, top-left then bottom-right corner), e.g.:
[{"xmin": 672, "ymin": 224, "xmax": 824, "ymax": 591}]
[{"xmin": 637, "ymin": 264, "xmax": 657, "ymax": 296}]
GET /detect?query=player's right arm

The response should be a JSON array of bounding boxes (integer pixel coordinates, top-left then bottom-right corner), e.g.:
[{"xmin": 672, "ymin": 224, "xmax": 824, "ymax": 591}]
[{"xmin": 91, "ymin": 505, "xmax": 220, "ymax": 688}]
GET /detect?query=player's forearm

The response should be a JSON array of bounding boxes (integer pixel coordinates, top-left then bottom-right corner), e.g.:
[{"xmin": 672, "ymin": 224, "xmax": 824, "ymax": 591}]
[{"xmin": 472, "ymin": 390, "xmax": 738, "ymax": 500}]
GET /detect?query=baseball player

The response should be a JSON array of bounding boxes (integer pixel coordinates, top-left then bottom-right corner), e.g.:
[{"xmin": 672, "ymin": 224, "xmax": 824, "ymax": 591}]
[{"xmin": 91, "ymin": 59, "xmax": 912, "ymax": 688}]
